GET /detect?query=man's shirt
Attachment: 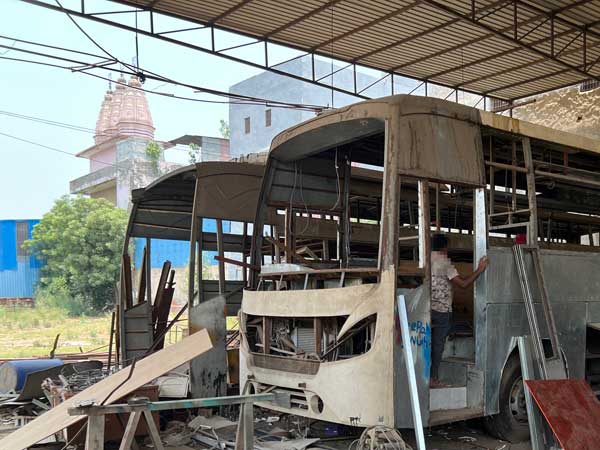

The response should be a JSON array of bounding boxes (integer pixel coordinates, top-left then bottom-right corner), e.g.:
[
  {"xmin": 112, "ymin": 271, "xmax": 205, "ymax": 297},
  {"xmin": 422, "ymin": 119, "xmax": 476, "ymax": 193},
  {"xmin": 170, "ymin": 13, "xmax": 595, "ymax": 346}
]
[{"xmin": 431, "ymin": 251, "xmax": 459, "ymax": 313}]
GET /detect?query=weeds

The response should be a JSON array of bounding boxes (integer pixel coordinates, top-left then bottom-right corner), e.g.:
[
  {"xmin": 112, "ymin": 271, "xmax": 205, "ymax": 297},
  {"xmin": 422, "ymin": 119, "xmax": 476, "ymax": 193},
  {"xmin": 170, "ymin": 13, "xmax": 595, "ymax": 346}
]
[{"xmin": 0, "ymin": 306, "xmax": 111, "ymax": 358}]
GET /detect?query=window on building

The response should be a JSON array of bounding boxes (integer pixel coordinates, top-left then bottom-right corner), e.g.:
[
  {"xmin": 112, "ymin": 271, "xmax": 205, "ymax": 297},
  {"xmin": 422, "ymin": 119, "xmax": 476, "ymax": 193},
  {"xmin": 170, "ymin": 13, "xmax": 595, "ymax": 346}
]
[
  {"xmin": 265, "ymin": 109, "xmax": 272, "ymax": 127},
  {"xmin": 490, "ymin": 98, "xmax": 511, "ymax": 112},
  {"xmin": 580, "ymin": 79, "xmax": 600, "ymax": 93},
  {"xmin": 16, "ymin": 222, "xmax": 28, "ymax": 261},
  {"xmin": 244, "ymin": 117, "xmax": 251, "ymax": 134}
]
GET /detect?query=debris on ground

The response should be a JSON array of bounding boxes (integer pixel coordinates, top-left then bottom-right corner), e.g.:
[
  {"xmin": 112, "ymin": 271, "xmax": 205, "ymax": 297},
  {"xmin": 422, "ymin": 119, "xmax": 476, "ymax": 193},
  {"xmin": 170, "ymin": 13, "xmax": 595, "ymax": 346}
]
[{"xmin": 353, "ymin": 425, "xmax": 413, "ymax": 450}]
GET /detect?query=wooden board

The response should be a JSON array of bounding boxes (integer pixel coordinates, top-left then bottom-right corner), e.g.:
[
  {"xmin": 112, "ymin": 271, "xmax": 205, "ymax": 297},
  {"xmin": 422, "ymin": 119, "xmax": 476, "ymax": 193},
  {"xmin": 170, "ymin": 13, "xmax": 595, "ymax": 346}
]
[
  {"xmin": 525, "ymin": 379, "xmax": 600, "ymax": 450},
  {"xmin": 0, "ymin": 329, "xmax": 212, "ymax": 450}
]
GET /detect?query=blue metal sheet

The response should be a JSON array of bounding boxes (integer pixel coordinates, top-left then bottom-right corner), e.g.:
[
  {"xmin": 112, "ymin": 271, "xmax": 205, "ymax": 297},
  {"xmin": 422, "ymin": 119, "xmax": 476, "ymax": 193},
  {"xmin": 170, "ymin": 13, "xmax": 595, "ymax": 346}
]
[
  {"xmin": 0, "ymin": 220, "xmax": 43, "ymax": 298},
  {"xmin": 133, "ymin": 220, "xmax": 232, "ymax": 269},
  {"xmin": 0, "ymin": 221, "xmax": 17, "ymax": 271},
  {"xmin": 134, "ymin": 238, "xmax": 190, "ymax": 269}
]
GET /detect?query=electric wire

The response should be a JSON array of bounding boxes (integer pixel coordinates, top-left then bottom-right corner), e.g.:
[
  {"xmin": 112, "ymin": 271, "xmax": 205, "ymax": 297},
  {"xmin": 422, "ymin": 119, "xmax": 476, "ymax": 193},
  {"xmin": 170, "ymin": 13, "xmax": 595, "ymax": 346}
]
[
  {"xmin": 0, "ymin": 130, "xmax": 118, "ymax": 168},
  {"xmin": 49, "ymin": 2, "xmax": 322, "ymax": 109},
  {"xmin": 0, "ymin": 110, "xmax": 96, "ymax": 133},
  {"xmin": 0, "ymin": 109, "xmax": 228, "ymax": 156},
  {"xmin": 0, "ymin": 42, "xmax": 326, "ymax": 111},
  {"xmin": 0, "ymin": 54, "xmax": 322, "ymax": 111},
  {"xmin": 0, "ymin": 33, "xmax": 109, "ymax": 60},
  {"xmin": 53, "ymin": 0, "xmax": 138, "ymax": 75},
  {"xmin": 0, "ymin": 22, "xmax": 328, "ymax": 111}
]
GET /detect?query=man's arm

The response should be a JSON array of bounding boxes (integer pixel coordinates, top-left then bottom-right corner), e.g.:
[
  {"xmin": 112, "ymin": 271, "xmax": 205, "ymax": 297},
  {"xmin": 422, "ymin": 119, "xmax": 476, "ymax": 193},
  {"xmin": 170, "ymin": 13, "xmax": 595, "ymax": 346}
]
[{"xmin": 450, "ymin": 256, "xmax": 488, "ymax": 289}]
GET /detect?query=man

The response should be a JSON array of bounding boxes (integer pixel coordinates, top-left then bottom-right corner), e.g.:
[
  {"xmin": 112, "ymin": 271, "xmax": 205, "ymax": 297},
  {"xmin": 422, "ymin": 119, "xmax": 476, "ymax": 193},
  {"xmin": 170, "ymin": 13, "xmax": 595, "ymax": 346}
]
[{"xmin": 430, "ymin": 233, "xmax": 488, "ymax": 388}]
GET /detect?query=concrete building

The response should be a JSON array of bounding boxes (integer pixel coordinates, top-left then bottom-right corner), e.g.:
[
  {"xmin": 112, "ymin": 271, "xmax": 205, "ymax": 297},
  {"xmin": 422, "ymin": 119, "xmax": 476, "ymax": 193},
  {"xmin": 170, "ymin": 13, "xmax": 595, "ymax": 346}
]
[
  {"xmin": 0, "ymin": 219, "xmax": 43, "ymax": 305},
  {"xmin": 69, "ymin": 75, "xmax": 182, "ymax": 209},
  {"xmin": 68, "ymin": 77, "xmax": 233, "ymax": 304},
  {"xmin": 228, "ymin": 58, "xmax": 415, "ymax": 156}
]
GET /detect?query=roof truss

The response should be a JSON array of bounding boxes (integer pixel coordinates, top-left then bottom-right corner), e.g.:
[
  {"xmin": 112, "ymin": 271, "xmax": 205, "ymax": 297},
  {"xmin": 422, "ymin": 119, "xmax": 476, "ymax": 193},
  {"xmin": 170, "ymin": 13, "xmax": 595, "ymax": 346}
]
[{"xmin": 21, "ymin": 0, "xmax": 600, "ymax": 102}]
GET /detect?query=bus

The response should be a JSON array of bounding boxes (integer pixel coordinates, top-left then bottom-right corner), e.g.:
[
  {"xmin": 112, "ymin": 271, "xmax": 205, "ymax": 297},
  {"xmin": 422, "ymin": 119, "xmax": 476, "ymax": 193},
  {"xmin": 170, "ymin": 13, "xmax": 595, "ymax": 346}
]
[{"xmin": 238, "ymin": 94, "xmax": 600, "ymax": 441}]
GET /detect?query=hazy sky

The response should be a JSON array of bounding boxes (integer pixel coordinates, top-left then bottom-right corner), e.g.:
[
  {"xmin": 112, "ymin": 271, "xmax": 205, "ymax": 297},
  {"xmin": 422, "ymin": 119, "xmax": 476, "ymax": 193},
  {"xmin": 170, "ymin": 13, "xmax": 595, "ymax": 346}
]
[
  {"xmin": 0, "ymin": 0, "xmax": 283, "ymax": 219},
  {"xmin": 0, "ymin": 0, "xmax": 426, "ymax": 221}
]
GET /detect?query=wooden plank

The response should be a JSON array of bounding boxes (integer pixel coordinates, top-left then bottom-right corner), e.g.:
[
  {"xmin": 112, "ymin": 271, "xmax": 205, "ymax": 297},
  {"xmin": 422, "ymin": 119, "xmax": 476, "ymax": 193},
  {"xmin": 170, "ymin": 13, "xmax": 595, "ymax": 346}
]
[
  {"xmin": 153, "ymin": 270, "xmax": 176, "ymax": 351},
  {"xmin": 137, "ymin": 247, "xmax": 147, "ymax": 305},
  {"xmin": 123, "ymin": 254, "xmax": 133, "ymax": 310},
  {"xmin": 216, "ymin": 219, "xmax": 226, "ymax": 295},
  {"xmin": 0, "ymin": 329, "xmax": 213, "ymax": 450},
  {"xmin": 525, "ymin": 379, "xmax": 600, "ymax": 450},
  {"xmin": 118, "ymin": 410, "xmax": 142, "ymax": 450},
  {"xmin": 152, "ymin": 261, "xmax": 172, "ymax": 327},
  {"xmin": 86, "ymin": 414, "xmax": 105, "ymax": 450},
  {"xmin": 214, "ymin": 255, "xmax": 260, "ymax": 272},
  {"xmin": 145, "ymin": 238, "xmax": 152, "ymax": 303}
]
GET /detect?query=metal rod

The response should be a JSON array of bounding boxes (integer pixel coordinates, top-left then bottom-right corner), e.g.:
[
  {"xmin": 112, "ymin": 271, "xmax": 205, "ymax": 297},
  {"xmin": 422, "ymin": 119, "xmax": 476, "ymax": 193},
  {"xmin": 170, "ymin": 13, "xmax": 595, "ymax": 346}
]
[
  {"xmin": 523, "ymin": 137, "xmax": 538, "ymax": 245},
  {"xmin": 485, "ymin": 160, "xmax": 528, "ymax": 174},
  {"xmin": 397, "ymin": 295, "xmax": 426, "ymax": 450},
  {"xmin": 513, "ymin": 245, "xmax": 548, "ymax": 379},
  {"xmin": 535, "ymin": 169, "xmax": 600, "ymax": 188},
  {"xmin": 69, "ymin": 394, "xmax": 281, "ymax": 416}
]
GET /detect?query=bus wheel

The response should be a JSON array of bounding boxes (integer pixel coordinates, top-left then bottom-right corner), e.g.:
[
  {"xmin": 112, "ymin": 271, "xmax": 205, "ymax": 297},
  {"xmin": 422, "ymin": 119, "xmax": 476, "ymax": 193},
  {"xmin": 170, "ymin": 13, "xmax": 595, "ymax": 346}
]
[{"xmin": 483, "ymin": 354, "xmax": 530, "ymax": 443}]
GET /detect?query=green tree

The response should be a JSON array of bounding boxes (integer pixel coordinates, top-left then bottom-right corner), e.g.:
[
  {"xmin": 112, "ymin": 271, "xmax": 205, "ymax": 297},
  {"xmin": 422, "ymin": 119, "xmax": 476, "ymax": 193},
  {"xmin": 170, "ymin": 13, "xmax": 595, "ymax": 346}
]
[
  {"xmin": 219, "ymin": 119, "xmax": 230, "ymax": 138},
  {"xmin": 188, "ymin": 142, "xmax": 201, "ymax": 164},
  {"xmin": 145, "ymin": 141, "xmax": 162, "ymax": 173},
  {"xmin": 24, "ymin": 196, "xmax": 128, "ymax": 314}
]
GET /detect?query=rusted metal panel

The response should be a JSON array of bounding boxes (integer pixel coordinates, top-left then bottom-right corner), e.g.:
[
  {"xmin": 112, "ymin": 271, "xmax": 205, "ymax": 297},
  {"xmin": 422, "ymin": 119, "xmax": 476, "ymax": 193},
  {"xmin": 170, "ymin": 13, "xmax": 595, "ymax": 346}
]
[
  {"xmin": 525, "ymin": 379, "xmax": 600, "ymax": 450},
  {"xmin": 270, "ymin": 96, "xmax": 487, "ymax": 186},
  {"xmin": 194, "ymin": 162, "xmax": 265, "ymax": 224},
  {"xmin": 397, "ymin": 110, "xmax": 485, "ymax": 186}
]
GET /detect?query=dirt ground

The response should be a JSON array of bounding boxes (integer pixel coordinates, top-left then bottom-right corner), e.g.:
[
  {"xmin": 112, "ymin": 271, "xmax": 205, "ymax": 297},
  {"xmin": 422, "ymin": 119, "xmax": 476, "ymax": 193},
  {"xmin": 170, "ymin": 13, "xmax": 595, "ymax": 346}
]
[
  {"xmin": 399, "ymin": 421, "xmax": 531, "ymax": 450},
  {"xmin": 275, "ymin": 418, "xmax": 531, "ymax": 450},
  {"xmin": 0, "ymin": 415, "xmax": 531, "ymax": 450}
]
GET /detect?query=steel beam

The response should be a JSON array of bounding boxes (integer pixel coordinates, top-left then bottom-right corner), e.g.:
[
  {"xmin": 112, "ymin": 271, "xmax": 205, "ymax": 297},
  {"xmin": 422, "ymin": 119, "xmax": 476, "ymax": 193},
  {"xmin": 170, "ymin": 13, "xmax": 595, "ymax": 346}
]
[
  {"xmin": 209, "ymin": 0, "xmax": 256, "ymax": 25},
  {"xmin": 21, "ymin": 0, "xmax": 523, "ymax": 102},
  {"xmin": 312, "ymin": 1, "xmax": 420, "ymax": 52},
  {"xmin": 68, "ymin": 393, "xmax": 286, "ymax": 416},
  {"xmin": 421, "ymin": 0, "xmax": 600, "ymax": 83},
  {"xmin": 399, "ymin": 0, "xmax": 591, "ymax": 77},
  {"xmin": 358, "ymin": 0, "xmax": 510, "ymax": 65},
  {"xmin": 264, "ymin": 0, "xmax": 345, "ymax": 39}
]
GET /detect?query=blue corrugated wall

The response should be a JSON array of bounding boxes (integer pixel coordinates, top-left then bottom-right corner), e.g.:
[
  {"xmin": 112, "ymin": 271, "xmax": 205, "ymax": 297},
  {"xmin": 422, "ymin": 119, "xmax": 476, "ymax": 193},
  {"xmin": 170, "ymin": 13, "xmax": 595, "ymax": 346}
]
[
  {"xmin": 0, "ymin": 220, "xmax": 43, "ymax": 298},
  {"xmin": 133, "ymin": 219, "xmax": 230, "ymax": 269}
]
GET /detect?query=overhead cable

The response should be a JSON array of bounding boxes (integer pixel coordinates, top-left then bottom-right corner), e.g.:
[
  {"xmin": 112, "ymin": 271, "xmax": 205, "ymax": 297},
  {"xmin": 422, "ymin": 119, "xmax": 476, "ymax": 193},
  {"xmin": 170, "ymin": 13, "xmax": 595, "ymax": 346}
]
[
  {"xmin": 0, "ymin": 36, "xmax": 327, "ymax": 111},
  {"xmin": 0, "ymin": 130, "xmax": 117, "ymax": 168}
]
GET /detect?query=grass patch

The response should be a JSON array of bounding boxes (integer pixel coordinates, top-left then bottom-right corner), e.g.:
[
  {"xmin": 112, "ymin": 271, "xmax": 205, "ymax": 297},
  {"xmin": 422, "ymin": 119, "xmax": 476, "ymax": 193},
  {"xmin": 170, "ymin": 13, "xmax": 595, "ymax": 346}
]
[
  {"xmin": 0, "ymin": 306, "xmax": 112, "ymax": 359},
  {"xmin": 0, "ymin": 307, "xmax": 238, "ymax": 359}
]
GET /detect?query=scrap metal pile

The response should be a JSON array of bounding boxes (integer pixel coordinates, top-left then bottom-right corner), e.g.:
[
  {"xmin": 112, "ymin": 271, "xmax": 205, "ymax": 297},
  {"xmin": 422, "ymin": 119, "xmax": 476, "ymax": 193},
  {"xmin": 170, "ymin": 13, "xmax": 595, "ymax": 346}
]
[{"xmin": 0, "ymin": 359, "xmax": 107, "ymax": 433}]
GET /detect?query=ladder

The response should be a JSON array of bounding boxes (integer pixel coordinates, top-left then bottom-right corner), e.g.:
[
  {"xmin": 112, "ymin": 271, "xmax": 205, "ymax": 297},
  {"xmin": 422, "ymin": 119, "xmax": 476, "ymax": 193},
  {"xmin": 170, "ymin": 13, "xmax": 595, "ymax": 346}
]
[{"xmin": 512, "ymin": 245, "xmax": 566, "ymax": 379}]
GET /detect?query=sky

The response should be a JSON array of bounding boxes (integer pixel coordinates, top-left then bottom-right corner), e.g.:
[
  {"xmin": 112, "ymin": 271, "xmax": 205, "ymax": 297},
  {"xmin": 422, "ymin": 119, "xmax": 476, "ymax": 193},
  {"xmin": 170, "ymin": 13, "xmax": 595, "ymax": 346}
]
[
  {"xmin": 0, "ymin": 0, "xmax": 437, "ymax": 221},
  {"xmin": 0, "ymin": 0, "xmax": 281, "ymax": 220}
]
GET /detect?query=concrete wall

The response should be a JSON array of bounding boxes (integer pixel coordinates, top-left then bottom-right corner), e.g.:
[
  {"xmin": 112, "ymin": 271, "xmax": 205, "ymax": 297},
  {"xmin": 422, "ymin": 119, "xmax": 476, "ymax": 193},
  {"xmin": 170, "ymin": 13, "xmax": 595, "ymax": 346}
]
[
  {"xmin": 90, "ymin": 145, "xmax": 116, "ymax": 171},
  {"xmin": 513, "ymin": 84, "xmax": 600, "ymax": 140},
  {"xmin": 90, "ymin": 184, "xmax": 117, "ymax": 204},
  {"xmin": 229, "ymin": 58, "xmax": 418, "ymax": 156}
]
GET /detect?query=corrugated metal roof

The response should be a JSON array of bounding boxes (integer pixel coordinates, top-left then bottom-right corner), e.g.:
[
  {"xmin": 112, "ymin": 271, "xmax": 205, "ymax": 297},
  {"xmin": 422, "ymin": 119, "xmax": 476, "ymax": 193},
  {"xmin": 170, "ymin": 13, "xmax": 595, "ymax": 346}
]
[{"xmin": 114, "ymin": 0, "xmax": 600, "ymax": 101}]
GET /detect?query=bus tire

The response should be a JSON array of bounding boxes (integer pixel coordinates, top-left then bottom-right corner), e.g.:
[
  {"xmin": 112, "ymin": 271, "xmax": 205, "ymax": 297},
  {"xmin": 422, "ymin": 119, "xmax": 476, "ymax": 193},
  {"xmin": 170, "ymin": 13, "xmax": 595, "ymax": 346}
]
[{"xmin": 483, "ymin": 353, "xmax": 530, "ymax": 443}]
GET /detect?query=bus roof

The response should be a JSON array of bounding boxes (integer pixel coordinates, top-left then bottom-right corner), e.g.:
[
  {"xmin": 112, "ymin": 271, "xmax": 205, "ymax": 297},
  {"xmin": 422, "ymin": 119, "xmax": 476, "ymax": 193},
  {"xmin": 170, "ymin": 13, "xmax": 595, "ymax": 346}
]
[{"xmin": 269, "ymin": 94, "xmax": 600, "ymax": 161}]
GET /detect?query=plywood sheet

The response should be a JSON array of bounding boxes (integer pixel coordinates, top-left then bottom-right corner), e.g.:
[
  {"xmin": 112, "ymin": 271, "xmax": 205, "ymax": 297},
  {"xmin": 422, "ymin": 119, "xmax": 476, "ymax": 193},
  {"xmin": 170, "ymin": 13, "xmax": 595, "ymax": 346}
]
[
  {"xmin": 525, "ymin": 379, "xmax": 600, "ymax": 450},
  {"xmin": 0, "ymin": 329, "xmax": 212, "ymax": 450}
]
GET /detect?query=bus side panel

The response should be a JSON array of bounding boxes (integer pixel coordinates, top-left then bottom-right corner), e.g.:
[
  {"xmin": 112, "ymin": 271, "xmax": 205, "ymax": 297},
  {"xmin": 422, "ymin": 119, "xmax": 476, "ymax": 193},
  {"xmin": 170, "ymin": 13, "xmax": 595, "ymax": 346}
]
[
  {"xmin": 393, "ymin": 286, "xmax": 431, "ymax": 428},
  {"xmin": 483, "ymin": 247, "xmax": 596, "ymax": 414}
]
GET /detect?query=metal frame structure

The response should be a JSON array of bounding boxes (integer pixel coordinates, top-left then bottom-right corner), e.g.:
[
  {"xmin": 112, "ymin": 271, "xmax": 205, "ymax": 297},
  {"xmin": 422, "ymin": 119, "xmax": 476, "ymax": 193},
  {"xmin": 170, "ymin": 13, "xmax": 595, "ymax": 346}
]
[
  {"xmin": 68, "ymin": 392, "xmax": 290, "ymax": 450},
  {"xmin": 21, "ymin": 0, "xmax": 600, "ymax": 104}
]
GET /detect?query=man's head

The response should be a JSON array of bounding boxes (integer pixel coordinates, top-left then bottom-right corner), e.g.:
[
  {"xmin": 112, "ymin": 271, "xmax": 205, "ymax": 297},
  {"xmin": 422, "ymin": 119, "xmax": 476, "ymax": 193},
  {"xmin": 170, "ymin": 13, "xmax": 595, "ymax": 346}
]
[{"xmin": 432, "ymin": 233, "xmax": 449, "ymax": 253}]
